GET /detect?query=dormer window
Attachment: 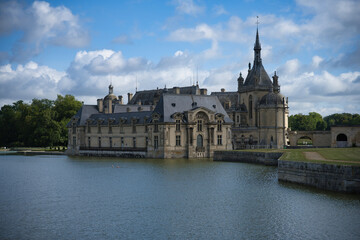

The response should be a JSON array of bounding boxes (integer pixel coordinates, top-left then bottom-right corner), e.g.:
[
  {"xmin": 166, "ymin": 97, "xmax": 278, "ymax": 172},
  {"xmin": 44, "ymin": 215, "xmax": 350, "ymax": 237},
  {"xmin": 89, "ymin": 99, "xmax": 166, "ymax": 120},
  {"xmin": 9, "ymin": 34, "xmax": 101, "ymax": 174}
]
[
  {"xmin": 217, "ymin": 120, "xmax": 222, "ymax": 132},
  {"xmin": 154, "ymin": 120, "xmax": 159, "ymax": 132}
]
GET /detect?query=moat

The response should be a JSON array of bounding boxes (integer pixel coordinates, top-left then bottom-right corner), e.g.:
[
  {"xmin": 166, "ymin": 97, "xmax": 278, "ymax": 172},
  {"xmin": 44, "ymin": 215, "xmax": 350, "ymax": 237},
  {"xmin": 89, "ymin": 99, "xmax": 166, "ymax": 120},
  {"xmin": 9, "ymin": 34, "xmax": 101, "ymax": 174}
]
[{"xmin": 1, "ymin": 155, "xmax": 360, "ymax": 240}]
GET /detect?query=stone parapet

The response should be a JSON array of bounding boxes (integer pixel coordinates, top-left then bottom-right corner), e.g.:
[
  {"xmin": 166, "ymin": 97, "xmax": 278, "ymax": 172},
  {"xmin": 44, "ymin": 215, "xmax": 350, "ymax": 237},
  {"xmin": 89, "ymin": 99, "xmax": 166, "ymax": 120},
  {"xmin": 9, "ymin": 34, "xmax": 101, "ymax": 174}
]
[
  {"xmin": 213, "ymin": 151, "xmax": 282, "ymax": 166},
  {"xmin": 278, "ymin": 160, "xmax": 360, "ymax": 193}
]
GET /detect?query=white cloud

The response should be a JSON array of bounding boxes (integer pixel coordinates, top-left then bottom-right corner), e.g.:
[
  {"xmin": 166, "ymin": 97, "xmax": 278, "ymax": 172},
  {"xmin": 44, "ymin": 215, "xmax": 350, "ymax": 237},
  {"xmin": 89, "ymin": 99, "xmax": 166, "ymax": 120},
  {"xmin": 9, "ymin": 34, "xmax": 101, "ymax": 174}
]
[
  {"xmin": 0, "ymin": 61, "xmax": 65, "ymax": 106},
  {"xmin": 172, "ymin": 0, "xmax": 205, "ymax": 15},
  {"xmin": 278, "ymin": 56, "xmax": 360, "ymax": 115},
  {"xmin": 0, "ymin": 1, "xmax": 89, "ymax": 62},
  {"xmin": 312, "ymin": 56, "xmax": 323, "ymax": 68}
]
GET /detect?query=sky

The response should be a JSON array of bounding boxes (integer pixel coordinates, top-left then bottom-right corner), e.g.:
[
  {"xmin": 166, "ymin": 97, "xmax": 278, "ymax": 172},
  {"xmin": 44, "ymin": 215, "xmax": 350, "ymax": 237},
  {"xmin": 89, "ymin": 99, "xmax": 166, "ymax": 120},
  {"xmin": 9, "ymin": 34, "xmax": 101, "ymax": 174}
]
[{"xmin": 0, "ymin": 0, "xmax": 359, "ymax": 116}]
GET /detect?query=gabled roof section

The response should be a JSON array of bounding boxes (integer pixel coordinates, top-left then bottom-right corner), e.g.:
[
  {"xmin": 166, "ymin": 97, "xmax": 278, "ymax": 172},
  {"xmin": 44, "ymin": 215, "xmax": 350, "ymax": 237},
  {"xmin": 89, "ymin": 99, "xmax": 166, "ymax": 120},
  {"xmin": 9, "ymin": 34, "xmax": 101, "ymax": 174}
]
[
  {"xmin": 67, "ymin": 105, "xmax": 99, "ymax": 127},
  {"xmin": 153, "ymin": 93, "xmax": 232, "ymax": 123}
]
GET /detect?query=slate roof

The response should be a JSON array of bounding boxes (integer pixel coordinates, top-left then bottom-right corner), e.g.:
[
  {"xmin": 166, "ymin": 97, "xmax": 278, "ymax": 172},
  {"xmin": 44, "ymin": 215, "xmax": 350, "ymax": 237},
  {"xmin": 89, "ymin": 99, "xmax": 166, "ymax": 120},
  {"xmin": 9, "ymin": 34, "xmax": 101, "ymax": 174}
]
[
  {"xmin": 67, "ymin": 105, "xmax": 99, "ymax": 127},
  {"xmin": 129, "ymin": 85, "xmax": 200, "ymax": 105},
  {"xmin": 87, "ymin": 111, "xmax": 152, "ymax": 125},
  {"xmin": 113, "ymin": 104, "xmax": 152, "ymax": 113},
  {"xmin": 211, "ymin": 91, "xmax": 247, "ymax": 112},
  {"xmin": 259, "ymin": 92, "xmax": 285, "ymax": 106},
  {"xmin": 69, "ymin": 92, "xmax": 232, "ymax": 127},
  {"xmin": 240, "ymin": 28, "xmax": 273, "ymax": 91},
  {"xmin": 153, "ymin": 93, "xmax": 232, "ymax": 123}
]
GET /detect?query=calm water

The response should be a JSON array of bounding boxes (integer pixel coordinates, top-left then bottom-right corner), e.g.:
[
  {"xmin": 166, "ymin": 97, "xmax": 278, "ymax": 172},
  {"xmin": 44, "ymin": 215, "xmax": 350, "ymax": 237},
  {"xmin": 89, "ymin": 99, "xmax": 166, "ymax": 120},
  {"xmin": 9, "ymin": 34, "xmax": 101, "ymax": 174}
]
[{"xmin": 0, "ymin": 155, "xmax": 359, "ymax": 240}]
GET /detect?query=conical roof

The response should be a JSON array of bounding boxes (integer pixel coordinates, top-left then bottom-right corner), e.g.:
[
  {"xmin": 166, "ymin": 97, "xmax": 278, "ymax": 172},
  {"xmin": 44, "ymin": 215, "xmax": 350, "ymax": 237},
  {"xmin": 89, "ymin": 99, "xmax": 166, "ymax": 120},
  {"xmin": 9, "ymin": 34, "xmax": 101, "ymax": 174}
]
[{"xmin": 243, "ymin": 28, "xmax": 273, "ymax": 90}]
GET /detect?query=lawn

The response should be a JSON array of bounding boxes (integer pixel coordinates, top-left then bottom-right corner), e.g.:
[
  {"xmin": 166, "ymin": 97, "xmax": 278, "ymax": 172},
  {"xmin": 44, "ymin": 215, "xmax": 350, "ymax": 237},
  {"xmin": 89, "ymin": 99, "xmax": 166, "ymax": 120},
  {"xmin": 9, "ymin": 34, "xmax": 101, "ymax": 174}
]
[{"xmin": 237, "ymin": 147, "xmax": 360, "ymax": 166}]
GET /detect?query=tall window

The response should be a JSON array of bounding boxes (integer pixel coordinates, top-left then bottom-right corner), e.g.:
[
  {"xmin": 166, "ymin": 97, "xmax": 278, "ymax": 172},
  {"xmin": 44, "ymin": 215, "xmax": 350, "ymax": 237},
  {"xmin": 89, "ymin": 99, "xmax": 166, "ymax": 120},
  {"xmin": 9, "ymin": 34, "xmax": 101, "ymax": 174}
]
[
  {"xmin": 109, "ymin": 137, "xmax": 112, "ymax": 148},
  {"xmin": 154, "ymin": 120, "xmax": 159, "ymax": 132},
  {"xmin": 197, "ymin": 120, "xmax": 203, "ymax": 132},
  {"xmin": 197, "ymin": 135, "xmax": 203, "ymax": 147},
  {"xmin": 217, "ymin": 135, "xmax": 222, "ymax": 145},
  {"xmin": 72, "ymin": 123, "xmax": 76, "ymax": 134},
  {"xmin": 145, "ymin": 124, "xmax": 148, "ymax": 133},
  {"xmin": 132, "ymin": 121, "xmax": 136, "ymax": 133},
  {"xmin": 133, "ymin": 137, "xmax": 136, "ymax": 148},
  {"xmin": 98, "ymin": 123, "xmax": 101, "ymax": 133},
  {"xmin": 176, "ymin": 135, "xmax": 181, "ymax": 146},
  {"xmin": 237, "ymin": 115, "xmax": 240, "ymax": 123},
  {"xmin": 146, "ymin": 137, "xmax": 148, "ymax": 147},
  {"xmin": 121, "ymin": 137, "xmax": 124, "ymax": 147},
  {"xmin": 217, "ymin": 120, "xmax": 222, "ymax": 132},
  {"xmin": 73, "ymin": 136, "xmax": 76, "ymax": 148},
  {"xmin": 88, "ymin": 137, "xmax": 91, "ymax": 147},
  {"xmin": 249, "ymin": 95, "xmax": 253, "ymax": 119},
  {"xmin": 87, "ymin": 123, "xmax": 91, "ymax": 133},
  {"xmin": 176, "ymin": 119, "xmax": 181, "ymax": 132},
  {"xmin": 98, "ymin": 137, "xmax": 101, "ymax": 148},
  {"xmin": 154, "ymin": 136, "xmax": 159, "ymax": 149}
]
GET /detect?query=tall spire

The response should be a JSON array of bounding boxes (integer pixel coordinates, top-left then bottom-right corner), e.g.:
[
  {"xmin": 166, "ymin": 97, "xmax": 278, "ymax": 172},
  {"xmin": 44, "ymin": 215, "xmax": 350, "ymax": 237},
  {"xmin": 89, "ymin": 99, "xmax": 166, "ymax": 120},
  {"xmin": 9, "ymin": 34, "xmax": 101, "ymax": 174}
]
[{"xmin": 254, "ymin": 16, "xmax": 261, "ymax": 65}]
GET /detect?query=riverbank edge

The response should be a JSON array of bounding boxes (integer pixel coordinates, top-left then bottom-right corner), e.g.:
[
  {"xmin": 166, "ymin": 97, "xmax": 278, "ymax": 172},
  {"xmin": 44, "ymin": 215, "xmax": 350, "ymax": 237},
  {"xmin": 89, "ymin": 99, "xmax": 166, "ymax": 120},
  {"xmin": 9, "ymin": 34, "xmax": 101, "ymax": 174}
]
[
  {"xmin": 213, "ymin": 151, "xmax": 282, "ymax": 166},
  {"xmin": 1, "ymin": 150, "xmax": 65, "ymax": 155},
  {"xmin": 278, "ymin": 160, "xmax": 360, "ymax": 193},
  {"xmin": 214, "ymin": 150, "xmax": 360, "ymax": 193}
]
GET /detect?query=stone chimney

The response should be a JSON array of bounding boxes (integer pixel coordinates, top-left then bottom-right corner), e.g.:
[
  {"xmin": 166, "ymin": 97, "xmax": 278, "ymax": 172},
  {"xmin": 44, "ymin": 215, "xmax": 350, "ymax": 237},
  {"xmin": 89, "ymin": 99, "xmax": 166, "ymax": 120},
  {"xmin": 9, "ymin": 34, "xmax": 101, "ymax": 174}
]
[
  {"xmin": 221, "ymin": 88, "xmax": 225, "ymax": 92},
  {"xmin": 200, "ymin": 89, "xmax": 208, "ymax": 95},
  {"xmin": 97, "ymin": 99, "xmax": 103, "ymax": 113},
  {"xmin": 128, "ymin": 93, "xmax": 133, "ymax": 103},
  {"xmin": 118, "ymin": 95, "xmax": 123, "ymax": 104},
  {"xmin": 173, "ymin": 87, "xmax": 180, "ymax": 94}
]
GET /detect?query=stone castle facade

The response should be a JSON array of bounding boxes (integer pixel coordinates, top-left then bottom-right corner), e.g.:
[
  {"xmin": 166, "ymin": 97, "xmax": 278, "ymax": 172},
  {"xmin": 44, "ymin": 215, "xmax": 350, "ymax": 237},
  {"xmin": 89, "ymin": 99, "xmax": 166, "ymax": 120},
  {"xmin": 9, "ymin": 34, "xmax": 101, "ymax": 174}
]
[
  {"xmin": 67, "ymin": 84, "xmax": 233, "ymax": 158},
  {"xmin": 67, "ymin": 28, "xmax": 289, "ymax": 158},
  {"xmin": 211, "ymin": 28, "xmax": 289, "ymax": 149}
]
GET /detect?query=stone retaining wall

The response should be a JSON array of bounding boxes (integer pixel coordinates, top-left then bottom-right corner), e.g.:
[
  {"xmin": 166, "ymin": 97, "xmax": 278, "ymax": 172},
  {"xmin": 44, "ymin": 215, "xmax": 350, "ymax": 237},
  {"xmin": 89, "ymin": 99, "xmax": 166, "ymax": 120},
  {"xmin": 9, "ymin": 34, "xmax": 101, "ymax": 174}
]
[
  {"xmin": 213, "ymin": 151, "xmax": 283, "ymax": 166},
  {"xmin": 78, "ymin": 150, "xmax": 146, "ymax": 158},
  {"xmin": 278, "ymin": 160, "xmax": 360, "ymax": 193}
]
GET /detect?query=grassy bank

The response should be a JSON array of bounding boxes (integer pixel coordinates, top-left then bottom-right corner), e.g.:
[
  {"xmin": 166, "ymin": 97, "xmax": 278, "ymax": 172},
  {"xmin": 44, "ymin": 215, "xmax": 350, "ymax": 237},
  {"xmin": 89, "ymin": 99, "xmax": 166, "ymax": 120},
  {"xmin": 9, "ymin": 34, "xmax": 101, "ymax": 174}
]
[
  {"xmin": 237, "ymin": 148, "xmax": 360, "ymax": 166},
  {"xmin": 7, "ymin": 147, "xmax": 67, "ymax": 152}
]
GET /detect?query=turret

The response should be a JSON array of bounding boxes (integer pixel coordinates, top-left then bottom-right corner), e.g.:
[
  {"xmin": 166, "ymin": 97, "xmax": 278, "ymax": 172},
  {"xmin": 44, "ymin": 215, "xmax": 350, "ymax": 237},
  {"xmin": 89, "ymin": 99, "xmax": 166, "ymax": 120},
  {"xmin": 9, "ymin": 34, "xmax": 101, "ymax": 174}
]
[
  {"xmin": 272, "ymin": 71, "xmax": 280, "ymax": 93},
  {"xmin": 237, "ymin": 72, "xmax": 244, "ymax": 92}
]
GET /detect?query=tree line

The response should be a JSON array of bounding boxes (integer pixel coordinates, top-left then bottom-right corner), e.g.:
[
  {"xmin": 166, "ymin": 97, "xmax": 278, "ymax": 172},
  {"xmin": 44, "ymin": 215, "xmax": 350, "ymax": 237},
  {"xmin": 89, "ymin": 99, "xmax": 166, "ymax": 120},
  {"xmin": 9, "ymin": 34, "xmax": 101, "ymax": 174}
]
[
  {"xmin": 289, "ymin": 112, "xmax": 360, "ymax": 131},
  {"xmin": 0, "ymin": 95, "xmax": 82, "ymax": 147}
]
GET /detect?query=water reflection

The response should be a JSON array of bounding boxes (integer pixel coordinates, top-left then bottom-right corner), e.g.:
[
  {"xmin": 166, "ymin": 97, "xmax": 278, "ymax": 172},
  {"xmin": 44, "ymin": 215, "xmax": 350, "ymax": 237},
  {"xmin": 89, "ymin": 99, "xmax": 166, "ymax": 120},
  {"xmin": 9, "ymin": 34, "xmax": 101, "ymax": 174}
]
[{"xmin": 0, "ymin": 155, "xmax": 359, "ymax": 240}]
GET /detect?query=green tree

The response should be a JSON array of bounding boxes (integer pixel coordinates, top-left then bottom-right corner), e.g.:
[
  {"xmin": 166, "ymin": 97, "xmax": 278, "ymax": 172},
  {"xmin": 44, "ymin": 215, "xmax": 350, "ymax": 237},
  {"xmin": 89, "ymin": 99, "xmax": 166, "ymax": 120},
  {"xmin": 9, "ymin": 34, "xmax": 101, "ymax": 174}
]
[{"xmin": 53, "ymin": 95, "xmax": 82, "ymax": 145}]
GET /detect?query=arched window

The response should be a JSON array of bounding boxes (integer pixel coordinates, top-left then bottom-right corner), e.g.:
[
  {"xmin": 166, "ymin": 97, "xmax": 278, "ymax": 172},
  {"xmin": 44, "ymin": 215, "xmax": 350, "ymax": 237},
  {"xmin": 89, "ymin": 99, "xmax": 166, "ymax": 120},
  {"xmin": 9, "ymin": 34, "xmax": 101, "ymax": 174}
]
[
  {"xmin": 249, "ymin": 95, "xmax": 253, "ymax": 119},
  {"xmin": 197, "ymin": 134, "xmax": 203, "ymax": 147},
  {"xmin": 336, "ymin": 134, "xmax": 347, "ymax": 141}
]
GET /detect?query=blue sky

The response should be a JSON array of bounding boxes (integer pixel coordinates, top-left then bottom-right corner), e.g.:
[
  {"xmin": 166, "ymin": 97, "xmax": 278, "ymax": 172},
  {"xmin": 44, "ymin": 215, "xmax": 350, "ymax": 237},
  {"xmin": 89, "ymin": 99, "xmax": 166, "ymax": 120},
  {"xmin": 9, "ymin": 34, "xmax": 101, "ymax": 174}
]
[{"xmin": 0, "ymin": 0, "xmax": 359, "ymax": 116}]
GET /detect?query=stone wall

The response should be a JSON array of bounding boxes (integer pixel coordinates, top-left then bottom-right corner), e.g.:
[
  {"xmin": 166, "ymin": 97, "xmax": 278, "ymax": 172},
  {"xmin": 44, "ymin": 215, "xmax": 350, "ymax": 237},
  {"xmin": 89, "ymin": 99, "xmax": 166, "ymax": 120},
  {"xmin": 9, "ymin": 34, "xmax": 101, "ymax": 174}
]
[
  {"xmin": 278, "ymin": 160, "xmax": 360, "ymax": 193},
  {"xmin": 213, "ymin": 151, "xmax": 283, "ymax": 166},
  {"xmin": 288, "ymin": 131, "xmax": 331, "ymax": 147}
]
